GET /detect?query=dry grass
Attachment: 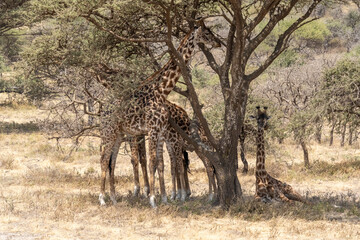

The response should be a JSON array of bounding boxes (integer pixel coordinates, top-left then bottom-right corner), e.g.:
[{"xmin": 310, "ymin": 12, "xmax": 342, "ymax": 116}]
[{"xmin": 1, "ymin": 101, "xmax": 360, "ymax": 239}]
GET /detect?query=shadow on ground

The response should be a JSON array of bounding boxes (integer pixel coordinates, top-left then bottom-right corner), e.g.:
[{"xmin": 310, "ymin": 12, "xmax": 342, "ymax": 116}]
[
  {"xmin": 0, "ymin": 121, "xmax": 39, "ymax": 134},
  {"xmin": 97, "ymin": 190, "xmax": 360, "ymax": 223}
]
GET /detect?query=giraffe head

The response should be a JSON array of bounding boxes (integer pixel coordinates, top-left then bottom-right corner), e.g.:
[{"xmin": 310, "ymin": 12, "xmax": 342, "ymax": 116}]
[
  {"xmin": 194, "ymin": 19, "xmax": 222, "ymax": 48},
  {"xmin": 251, "ymin": 106, "xmax": 270, "ymax": 130}
]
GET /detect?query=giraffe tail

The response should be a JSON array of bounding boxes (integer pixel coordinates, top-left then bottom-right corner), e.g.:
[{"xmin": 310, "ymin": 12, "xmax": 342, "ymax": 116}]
[{"xmin": 183, "ymin": 150, "xmax": 191, "ymax": 174}]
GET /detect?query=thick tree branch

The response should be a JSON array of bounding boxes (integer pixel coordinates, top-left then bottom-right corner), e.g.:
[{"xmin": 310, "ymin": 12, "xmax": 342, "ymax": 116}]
[
  {"xmin": 245, "ymin": 0, "xmax": 322, "ymax": 81},
  {"xmin": 245, "ymin": 0, "xmax": 281, "ymax": 35},
  {"xmin": 243, "ymin": 0, "xmax": 298, "ymax": 64}
]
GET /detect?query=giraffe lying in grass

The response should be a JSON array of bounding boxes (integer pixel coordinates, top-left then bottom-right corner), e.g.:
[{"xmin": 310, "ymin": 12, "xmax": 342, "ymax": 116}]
[{"xmin": 252, "ymin": 106, "xmax": 307, "ymax": 204}]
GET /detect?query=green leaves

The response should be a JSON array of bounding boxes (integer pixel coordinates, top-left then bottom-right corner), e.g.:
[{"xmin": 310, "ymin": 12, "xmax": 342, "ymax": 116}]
[{"xmin": 321, "ymin": 55, "xmax": 360, "ymax": 123}]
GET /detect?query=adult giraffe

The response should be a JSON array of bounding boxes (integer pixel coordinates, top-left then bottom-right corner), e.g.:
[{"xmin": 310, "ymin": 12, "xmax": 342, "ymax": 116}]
[{"xmin": 99, "ymin": 22, "xmax": 220, "ymax": 208}]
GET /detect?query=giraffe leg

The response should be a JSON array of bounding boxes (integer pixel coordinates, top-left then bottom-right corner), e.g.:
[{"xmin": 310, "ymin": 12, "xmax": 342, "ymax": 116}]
[
  {"xmin": 282, "ymin": 182, "xmax": 308, "ymax": 204},
  {"xmin": 198, "ymin": 152, "xmax": 216, "ymax": 201},
  {"xmin": 255, "ymin": 177, "xmax": 272, "ymax": 203},
  {"xmin": 209, "ymin": 164, "xmax": 218, "ymax": 202},
  {"xmin": 156, "ymin": 137, "xmax": 167, "ymax": 204},
  {"xmin": 175, "ymin": 146, "xmax": 187, "ymax": 202},
  {"xmin": 99, "ymin": 151, "xmax": 109, "ymax": 206},
  {"xmin": 99, "ymin": 133, "xmax": 119, "ymax": 206},
  {"xmin": 183, "ymin": 150, "xmax": 191, "ymax": 198},
  {"xmin": 240, "ymin": 147, "xmax": 248, "ymax": 174},
  {"xmin": 174, "ymin": 162, "xmax": 182, "ymax": 200},
  {"xmin": 109, "ymin": 136, "xmax": 122, "ymax": 205},
  {"xmin": 239, "ymin": 134, "xmax": 249, "ymax": 174},
  {"xmin": 130, "ymin": 137, "xmax": 141, "ymax": 197},
  {"xmin": 138, "ymin": 135, "xmax": 150, "ymax": 196},
  {"xmin": 148, "ymin": 133, "xmax": 159, "ymax": 208},
  {"xmin": 166, "ymin": 143, "xmax": 177, "ymax": 201}
]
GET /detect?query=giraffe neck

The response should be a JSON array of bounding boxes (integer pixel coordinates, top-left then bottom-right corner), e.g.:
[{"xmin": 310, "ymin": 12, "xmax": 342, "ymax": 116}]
[
  {"xmin": 155, "ymin": 29, "xmax": 197, "ymax": 98},
  {"xmin": 256, "ymin": 128, "xmax": 266, "ymax": 171}
]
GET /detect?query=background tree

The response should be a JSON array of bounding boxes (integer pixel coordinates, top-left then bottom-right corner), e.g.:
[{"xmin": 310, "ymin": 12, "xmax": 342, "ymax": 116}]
[{"xmin": 319, "ymin": 51, "xmax": 360, "ymax": 146}]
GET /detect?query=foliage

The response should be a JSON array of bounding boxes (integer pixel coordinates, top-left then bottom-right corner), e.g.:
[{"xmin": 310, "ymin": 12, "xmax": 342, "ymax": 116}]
[
  {"xmin": 273, "ymin": 49, "xmax": 302, "ymax": 68},
  {"xmin": 326, "ymin": 9, "xmax": 360, "ymax": 50},
  {"xmin": 294, "ymin": 19, "xmax": 331, "ymax": 47},
  {"xmin": 0, "ymin": 0, "xmax": 30, "ymax": 35},
  {"xmin": 319, "ymin": 54, "xmax": 360, "ymax": 128}
]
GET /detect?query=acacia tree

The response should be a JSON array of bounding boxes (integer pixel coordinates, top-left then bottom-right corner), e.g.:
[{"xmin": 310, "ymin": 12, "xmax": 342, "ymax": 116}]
[
  {"xmin": 163, "ymin": 0, "xmax": 326, "ymax": 207},
  {"xmin": 24, "ymin": 0, "xmax": 327, "ymax": 209},
  {"xmin": 320, "ymin": 56, "xmax": 360, "ymax": 146}
]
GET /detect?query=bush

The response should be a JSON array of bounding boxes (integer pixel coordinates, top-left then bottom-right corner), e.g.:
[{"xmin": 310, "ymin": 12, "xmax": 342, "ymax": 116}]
[{"xmin": 22, "ymin": 76, "xmax": 51, "ymax": 102}]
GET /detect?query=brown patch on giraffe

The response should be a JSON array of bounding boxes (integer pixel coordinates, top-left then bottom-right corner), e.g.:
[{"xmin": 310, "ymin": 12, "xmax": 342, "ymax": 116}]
[
  {"xmin": 166, "ymin": 81, "xmax": 174, "ymax": 89},
  {"xmin": 169, "ymin": 72, "xmax": 176, "ymax": 79}
]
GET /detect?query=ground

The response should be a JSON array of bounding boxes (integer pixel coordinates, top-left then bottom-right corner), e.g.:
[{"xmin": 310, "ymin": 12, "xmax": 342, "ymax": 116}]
[{"xmin": 0, "ymin": 101, "xmax": 359, "ymax": 240}]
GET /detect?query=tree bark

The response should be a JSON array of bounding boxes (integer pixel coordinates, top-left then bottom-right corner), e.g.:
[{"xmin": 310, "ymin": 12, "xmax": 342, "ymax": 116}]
[
  {"xmin": 340, "ymin": 122, "xmax": 347, "ymax": 147},
  {"xmin": 300, "ymin": 140, "xmax": 310, "ymax": 168},
  {"xmin": 348, "ymin": 126, "xmax": 354, "ymax": 145},
  {"xmin": 354, "ymin": 128, "xmax": 358, "ymax": 142},
  {"xmin": 87, "ymin": 99, "xmax": 94, "ymax": 126},
  {"xmin": 215, "ymin": 161, "xmax": 242, "ymax": 208},
  {"xmin": 329, "ymin": 121, "xmax": 336, "ymax": 146},
  {"xmin": 315, "ymin": 123, "xmax": 322, "ymax": 144}
]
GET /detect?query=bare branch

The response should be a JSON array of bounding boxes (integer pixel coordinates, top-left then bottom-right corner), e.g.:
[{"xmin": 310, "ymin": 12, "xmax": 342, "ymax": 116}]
[{"xmin": 245, "ymin": 0, "xmax": 322, "ymax": 81}]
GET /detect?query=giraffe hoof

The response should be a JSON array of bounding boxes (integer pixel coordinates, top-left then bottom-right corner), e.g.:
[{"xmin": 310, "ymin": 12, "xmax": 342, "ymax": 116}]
[
  {"xmin": 170, "ymin": 191, "xmax": 176, "ymax": 201},
  {"xmin": 186, "ymin": 190, "xmax": 192, "ymax": 198},
  {"xmin": 150, "ymin": 195, "xmax": 157, "ymax": 208},
  {"xmin": 99, "ymin": 194, "xmax": 106, "ymax": 206},
  {"xmin": 133, "ymin": 186, "xmax": 140, "ymax": 197},
  {"xmin": 208, "ymin": 193, "xmax": 214, "ymax": 202},
  {"xmin": 161, "ymin": 195, "xmax": 168, "ymax": 204},
  {"xmin": 176, "ymin": 193, "xmax": 181, "ymax": 200},
  {"xmin": 143, "ymin": 186, "xmax": 150, "ymax": 196},
  {"xmin": 181, "ymin": 190, "xmax": 186, "ymax": 202},
  {"xmin": 110, "ymin": 195, "xmax": 117, "ymax": 205}
]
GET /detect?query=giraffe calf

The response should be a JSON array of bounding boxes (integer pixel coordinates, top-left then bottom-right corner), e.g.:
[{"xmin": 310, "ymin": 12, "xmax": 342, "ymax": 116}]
[{"xmin": 252, "ymin": 106, "xmax": 307, "ymax": 204}]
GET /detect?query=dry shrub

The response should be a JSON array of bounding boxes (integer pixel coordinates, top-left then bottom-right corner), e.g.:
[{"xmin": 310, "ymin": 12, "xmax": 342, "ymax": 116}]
[{"xmin": 0, "ymin": 155, "xmax": 15, "ymax": 169}]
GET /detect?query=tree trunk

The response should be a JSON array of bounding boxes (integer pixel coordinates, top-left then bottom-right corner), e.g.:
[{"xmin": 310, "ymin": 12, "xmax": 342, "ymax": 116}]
[
  {"xmin": 300, "ymin": 140, "xmax": 310, "ymax": 168},
  {"xmin": 340, "ymin": 123, "xmax": 347, "ymax": 147},
  {"xmin": 87, "ymin": 99, "xmax": 94, "ymax": 125},
  {"xmin": 348, "ymin": 126, "xmax": 354, "ymax": 145},
  {"xmin": 215, "ymin": 158, "xmax": 242, "ymax": 209},
  {"xmin": 329, "ymin": 121, "xmax": 336, "ymax": 146},
  {"xmin": 315, "ymin": 124, "xmax": 322, "ymax": 144}
]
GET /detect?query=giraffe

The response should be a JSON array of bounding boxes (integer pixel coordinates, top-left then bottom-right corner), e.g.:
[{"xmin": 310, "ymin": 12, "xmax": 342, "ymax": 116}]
[
  {"xmin": 124, "ymin": 99, "xmax": 216, "ymax": 201},
  {"xmin": 163, "ymin": 100, "xmax": 217, "ymax": 201},
  {"xmin": 129, "ymin": 135, "xmax": 150, "ymax": 197},
  {"xmin": 99, "ymin": 23, "xmax": 221, "ymax": 208},
  {"xmin": 252, "ymin": 106, "xmax": 307, "ymax": 204}
]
